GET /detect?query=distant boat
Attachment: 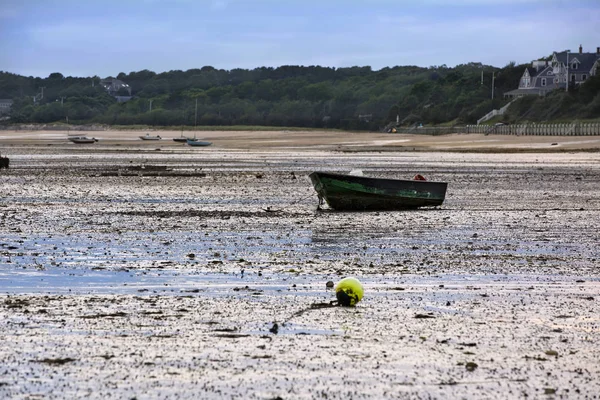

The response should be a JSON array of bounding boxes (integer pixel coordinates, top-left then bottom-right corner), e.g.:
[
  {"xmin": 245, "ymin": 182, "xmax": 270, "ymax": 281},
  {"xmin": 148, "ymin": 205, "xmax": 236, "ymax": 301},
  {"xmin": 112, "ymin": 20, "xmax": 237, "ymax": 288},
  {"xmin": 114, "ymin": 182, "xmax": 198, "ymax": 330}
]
[
  {"xmin": 0, "ymin": 154, "xmax": 9, "ymax": 169},
  {"xmin": 140, "ymin": 133, "xmax": 162, "ymax": 140},
  {"xmin": 68, "ymin": 136, "xmax": 98, "ymax": 144},
  {"xmin": 309, "ymin": 171, "xmax": 447, "ymax": 211},
  {"xmin": 173, "ymin": 130, "xmax": 191, "ymax": 142},
  {"xmin": 186, "ymin": 138, "xmax": 212, "ymax": 147}
]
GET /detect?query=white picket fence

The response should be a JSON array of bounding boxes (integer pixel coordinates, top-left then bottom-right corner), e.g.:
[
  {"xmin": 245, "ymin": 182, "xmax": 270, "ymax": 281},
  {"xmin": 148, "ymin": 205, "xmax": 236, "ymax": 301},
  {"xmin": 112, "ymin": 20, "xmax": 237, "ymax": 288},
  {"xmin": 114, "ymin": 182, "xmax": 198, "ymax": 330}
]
[{"xmin": 465, "ymin": 122, "xmax": 600, "ymax": 136}]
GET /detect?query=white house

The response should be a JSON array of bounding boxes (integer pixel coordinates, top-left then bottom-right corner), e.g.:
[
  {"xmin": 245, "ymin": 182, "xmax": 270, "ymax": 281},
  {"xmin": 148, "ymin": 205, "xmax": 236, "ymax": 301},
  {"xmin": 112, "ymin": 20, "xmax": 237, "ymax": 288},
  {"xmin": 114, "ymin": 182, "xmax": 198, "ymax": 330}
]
[
  {"xmin": 100, "ymin": 78, "xmax": 132, "ymax": 99},
  {"xmin": 0, "ymin": 99, "xmax": 13, "ymax": 115},
  {"xmin": 505, "ymin": 45, "xmax": 600, "ymax": 98}
]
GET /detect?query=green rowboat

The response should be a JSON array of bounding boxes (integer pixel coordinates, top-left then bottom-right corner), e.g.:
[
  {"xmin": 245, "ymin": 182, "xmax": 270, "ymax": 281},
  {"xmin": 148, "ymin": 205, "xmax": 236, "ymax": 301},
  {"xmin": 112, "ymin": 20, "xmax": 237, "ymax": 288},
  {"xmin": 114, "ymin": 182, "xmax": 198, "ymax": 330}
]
[{"xmin": 309, "ymin": 171, "xmax": 447, "ymax": 211}]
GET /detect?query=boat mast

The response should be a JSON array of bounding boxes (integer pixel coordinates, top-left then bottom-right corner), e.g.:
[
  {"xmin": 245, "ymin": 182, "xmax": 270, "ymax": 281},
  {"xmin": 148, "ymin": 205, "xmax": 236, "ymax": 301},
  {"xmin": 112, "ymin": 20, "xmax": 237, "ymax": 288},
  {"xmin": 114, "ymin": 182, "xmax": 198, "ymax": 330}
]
[{"xmin": 194, "ymin": 98, "xmax": 198, "ymax": 128}]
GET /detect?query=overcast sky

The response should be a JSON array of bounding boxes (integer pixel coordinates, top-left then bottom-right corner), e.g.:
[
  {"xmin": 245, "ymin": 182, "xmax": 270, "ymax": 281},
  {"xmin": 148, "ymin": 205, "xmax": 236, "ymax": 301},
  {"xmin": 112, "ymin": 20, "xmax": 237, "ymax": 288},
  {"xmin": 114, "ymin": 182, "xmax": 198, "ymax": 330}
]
[{"xmin": 1, "ymin": 0, "xmax": 599, "ymax": 78}]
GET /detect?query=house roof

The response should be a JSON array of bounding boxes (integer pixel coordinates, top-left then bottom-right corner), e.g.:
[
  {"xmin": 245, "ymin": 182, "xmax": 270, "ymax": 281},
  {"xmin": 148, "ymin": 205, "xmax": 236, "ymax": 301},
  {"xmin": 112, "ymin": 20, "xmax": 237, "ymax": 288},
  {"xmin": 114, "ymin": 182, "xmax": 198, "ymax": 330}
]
[
  {"xmin": 554, "ymin": 51, "xmax": 600, "ymax": 72},
  {"xmin": 101, "ymin": 77, "xmax": 125, "ymax": 84},
  {"xmin": 531, "ymin": 65, "xmax": 553, "ymax": 78},
  {"xmin": 100, "ymin": 78, "xmax": 129, "ymax": 88}
]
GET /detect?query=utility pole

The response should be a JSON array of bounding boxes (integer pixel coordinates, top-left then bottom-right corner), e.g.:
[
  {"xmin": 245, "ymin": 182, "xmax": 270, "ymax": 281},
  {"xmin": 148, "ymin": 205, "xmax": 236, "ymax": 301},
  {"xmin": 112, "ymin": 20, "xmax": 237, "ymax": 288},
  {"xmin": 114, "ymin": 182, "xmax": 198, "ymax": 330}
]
[
  {"xmin": 566, "ymin": 51, "xmax": 569, "ymax": 92},
  {"xmin": 149, "ymin": 99, "xmax": 153, "ymax": 112},
  {"xmin": 194, "ymin": 98, "xmax": 198, "ymax": 127},
  {"xmin": 491, "ymin": 72, "xmax": 495, "ymax": 99},
  {"xmin": 481, "ymin": 69, "xmax": 484, "ymax": 85}
]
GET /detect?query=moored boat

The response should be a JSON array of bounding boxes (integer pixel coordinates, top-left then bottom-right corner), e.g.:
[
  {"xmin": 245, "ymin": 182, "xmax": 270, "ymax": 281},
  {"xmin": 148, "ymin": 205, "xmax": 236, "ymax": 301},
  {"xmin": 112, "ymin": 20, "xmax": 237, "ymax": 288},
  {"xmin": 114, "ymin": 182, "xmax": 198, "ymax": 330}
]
[
  {"xmin": 309, "ymin": 171, "xmax": 447, "ymax": 211},
  {"xmin": 186, "ymin": 138, "xmax": 212, "ymax": 147},
  {"xmin": 140, "ymin": 133, "xmax": 162, "ymax": 140},
  {"xmin": 0, "ymin": 154, "xmax": 9, "ymax": 169},
  {"xmin": 173, "ymin": 131, "xmax": 193, "ymax": 142},
  {"xmin": 68, "ymin": 136, "xmax": 98, "ymax": 144}
]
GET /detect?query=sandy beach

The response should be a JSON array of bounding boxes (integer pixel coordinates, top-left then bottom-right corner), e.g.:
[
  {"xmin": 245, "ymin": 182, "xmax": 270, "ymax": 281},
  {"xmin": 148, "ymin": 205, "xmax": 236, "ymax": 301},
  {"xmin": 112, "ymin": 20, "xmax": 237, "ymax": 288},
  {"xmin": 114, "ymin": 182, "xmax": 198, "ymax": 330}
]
[
  {"xmin": 1, "ymin": 130, "xmax": 599, "ymax": 399},
  {"xmin": 1, "ymin": 128, "xmax": 600, "ymax": 151}
]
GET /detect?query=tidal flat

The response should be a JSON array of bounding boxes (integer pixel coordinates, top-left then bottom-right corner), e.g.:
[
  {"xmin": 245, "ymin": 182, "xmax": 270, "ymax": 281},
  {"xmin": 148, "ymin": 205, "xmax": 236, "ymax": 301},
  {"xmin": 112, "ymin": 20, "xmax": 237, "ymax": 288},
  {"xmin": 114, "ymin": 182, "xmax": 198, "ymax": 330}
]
[{"xmin": 1, "ymin": 139, "xmax": 599, "ymax": 399}]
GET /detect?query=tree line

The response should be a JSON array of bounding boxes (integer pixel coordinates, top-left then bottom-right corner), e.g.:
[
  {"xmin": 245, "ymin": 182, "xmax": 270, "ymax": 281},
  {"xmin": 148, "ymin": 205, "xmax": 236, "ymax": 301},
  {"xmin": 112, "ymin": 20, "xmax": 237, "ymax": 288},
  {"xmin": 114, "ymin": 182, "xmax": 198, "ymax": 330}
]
[{"xmin": 1, "ymin": 62, "xmax": 597, "ymax": 129}]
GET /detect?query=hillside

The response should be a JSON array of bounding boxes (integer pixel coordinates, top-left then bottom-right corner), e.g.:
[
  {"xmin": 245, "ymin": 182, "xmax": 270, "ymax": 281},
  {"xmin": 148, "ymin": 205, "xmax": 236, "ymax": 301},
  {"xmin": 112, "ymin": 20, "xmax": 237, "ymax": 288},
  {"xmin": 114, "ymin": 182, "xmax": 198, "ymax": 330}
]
[
  {"xmin": 1, "ymin": 62, "xmax": 598, "ymax": 130},
  {"xmin": 503, "ymin": 75, "xmax": 600, "ymax": 123}
]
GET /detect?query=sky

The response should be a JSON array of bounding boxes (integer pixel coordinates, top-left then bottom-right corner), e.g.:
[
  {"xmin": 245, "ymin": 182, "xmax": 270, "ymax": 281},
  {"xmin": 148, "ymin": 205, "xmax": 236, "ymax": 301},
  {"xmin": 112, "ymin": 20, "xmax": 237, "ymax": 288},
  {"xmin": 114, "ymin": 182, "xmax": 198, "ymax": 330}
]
[{"xmin": 1, "ymin": 0, "xmax": 599, "ymax": 78}]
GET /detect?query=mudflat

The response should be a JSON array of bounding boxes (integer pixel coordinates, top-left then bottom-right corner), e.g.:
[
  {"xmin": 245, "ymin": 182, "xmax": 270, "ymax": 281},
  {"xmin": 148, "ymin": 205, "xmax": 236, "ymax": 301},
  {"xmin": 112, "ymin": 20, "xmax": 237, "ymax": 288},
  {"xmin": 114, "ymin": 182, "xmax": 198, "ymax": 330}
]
[
  {"xmin": 2, "ymin": 128, "xmax": 600, "ymax": 151},
  {"xmin": 1, "ymin": 130, "xmax": 599, "ymax": 399}
]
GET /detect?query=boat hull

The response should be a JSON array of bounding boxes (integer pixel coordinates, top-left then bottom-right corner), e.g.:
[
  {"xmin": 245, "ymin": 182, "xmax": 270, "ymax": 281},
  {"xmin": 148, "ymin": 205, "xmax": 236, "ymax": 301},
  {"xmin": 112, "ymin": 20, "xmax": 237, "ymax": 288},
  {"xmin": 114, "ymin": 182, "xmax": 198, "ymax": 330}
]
[
  {"xmin": 309, "ymin": 171, "xmax": 447, "ymax": 211},
  {"xmin": 140, "ymin": 135, "xmax": 161, "ymax": 140},
  {"xmin": 68, "ymin": 137, "xmax": 97, "ymax": 144},
  {"xmin": 186, "ymin": 139, "xmax": 212, "ymax": 146}
]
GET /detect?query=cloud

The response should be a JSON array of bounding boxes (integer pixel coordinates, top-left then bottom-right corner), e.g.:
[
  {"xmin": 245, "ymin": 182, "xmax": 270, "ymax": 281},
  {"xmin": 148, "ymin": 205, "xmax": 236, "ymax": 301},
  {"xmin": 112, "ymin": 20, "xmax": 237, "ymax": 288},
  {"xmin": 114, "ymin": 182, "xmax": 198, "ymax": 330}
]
[
  {"xmin": 211, "ymin": 0, "xmax": 228, "ymax": 9},
  {"xmin": 411, "ymin": 0, "xmax": 553, "ymax": 3},
  {"xmin": 0, "ymin": 8, "xmax": 19, "ymax": 19},
  {"xmin": 4, "ymin": 0, "xmax": 600, "ymax": 77},
  {"xmin": 27, "ymin": 18, "xmax": 178, "ymax": 47}
]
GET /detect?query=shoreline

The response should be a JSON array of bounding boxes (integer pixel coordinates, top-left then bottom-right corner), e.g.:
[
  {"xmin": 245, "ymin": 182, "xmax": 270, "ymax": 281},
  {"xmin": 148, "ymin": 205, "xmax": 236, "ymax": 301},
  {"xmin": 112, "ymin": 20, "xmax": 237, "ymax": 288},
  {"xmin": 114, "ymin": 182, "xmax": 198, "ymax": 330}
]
[{"xmin": 1, "ymin": 129, "xmax": 600, "ymax": 152}]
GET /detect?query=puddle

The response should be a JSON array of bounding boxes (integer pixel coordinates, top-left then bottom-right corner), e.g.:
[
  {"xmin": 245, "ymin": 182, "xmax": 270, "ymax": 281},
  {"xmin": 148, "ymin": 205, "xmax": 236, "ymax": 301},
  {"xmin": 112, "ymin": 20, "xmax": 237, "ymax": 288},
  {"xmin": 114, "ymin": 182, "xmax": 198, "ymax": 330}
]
[
  {"xmin": 247, "ymin": 322, "xmax": 341, "ymax": 336},
  {"xmin": 0, "ymin": 266, "xmax": 332, "ymax": 296}
]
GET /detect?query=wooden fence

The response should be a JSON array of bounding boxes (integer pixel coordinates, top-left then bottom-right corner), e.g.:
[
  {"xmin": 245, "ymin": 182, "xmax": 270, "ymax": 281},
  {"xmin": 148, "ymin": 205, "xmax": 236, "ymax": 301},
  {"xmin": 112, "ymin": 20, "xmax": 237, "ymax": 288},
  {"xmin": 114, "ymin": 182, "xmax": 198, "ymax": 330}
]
[
  {"xmin": 465, "ymin": 123, "xmax": 600, "ymax": 136},
  {"xmin": 392, "ymin": 123, "xmax": 600, "ymax": 136}
]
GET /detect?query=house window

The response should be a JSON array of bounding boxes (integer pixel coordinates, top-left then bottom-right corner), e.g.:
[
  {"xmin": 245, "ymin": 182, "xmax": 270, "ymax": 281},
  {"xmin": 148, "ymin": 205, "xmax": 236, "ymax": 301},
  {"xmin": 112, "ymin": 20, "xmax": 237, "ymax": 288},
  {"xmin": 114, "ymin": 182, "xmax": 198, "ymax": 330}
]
[
  {"xmin": 541, "ymin": 78, "xmax": 546, "ymax": 86},
  {"xmin": 572, "ymin": 63, "xmax": 578, "ymax": 70},
  {"xmin": 547, "ymin": 71, "xmax": 553, "ymax": 75},
  {"xmin": 582, "ymin": 74, "xmax": 587, "ymax": 81},
  {"xmin": 571, "ymin": 74, "xmax": 576, "ymax": 82}
]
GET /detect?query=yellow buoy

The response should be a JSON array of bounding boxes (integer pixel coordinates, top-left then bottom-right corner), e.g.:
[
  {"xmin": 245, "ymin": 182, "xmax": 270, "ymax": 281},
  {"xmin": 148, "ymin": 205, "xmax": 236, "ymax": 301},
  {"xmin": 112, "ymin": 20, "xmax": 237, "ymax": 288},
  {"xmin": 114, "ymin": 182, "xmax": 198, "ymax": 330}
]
[{"xmin": 335, "ymin": 277, "xmax": 364, "ymax": 306}]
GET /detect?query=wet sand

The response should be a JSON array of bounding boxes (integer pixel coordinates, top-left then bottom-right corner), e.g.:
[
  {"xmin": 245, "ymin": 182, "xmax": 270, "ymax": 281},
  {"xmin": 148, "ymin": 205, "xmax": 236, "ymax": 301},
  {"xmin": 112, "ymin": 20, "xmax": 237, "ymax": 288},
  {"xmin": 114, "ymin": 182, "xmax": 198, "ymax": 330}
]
[
  {"xmin": 2, "ymin": 128, "xmax": 600, "ymax": 151},
  {"xmin": 1, "ymin": 131, "xmax": 599, "ymax": 398}
]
